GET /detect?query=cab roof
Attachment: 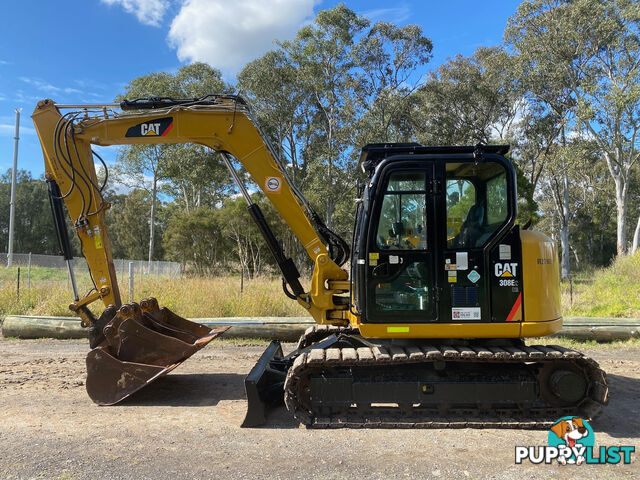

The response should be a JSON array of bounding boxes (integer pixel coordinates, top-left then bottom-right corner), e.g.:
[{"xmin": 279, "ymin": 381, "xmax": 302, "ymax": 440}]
[{"xmin": 358, "ymin": 143, "xmax": 510, "ymax": 175}]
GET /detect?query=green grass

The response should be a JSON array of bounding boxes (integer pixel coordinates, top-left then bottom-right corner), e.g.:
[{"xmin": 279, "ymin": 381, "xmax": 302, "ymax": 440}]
[
  {"xmin": 562, "ymin": 252, "xmax": 640, "ymax": 318},
  {"xmin": 0, "ymin": 265, "xmax": 69, "ymax": 283}
]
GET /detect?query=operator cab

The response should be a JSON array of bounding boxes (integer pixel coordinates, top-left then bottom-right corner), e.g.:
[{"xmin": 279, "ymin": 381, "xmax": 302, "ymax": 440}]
[{"xmin": 352, "ymin": 143, "xmax": 521, "ymax": 328}]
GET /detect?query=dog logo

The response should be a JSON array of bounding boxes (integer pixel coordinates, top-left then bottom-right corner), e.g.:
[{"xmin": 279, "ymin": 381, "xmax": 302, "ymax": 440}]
[
  {"xmin": 516, "ymin": 416, "xmax": 635, "ymax": 465},
  {"xmin": 548, "ymin": 417, "xmax": 594, "ymax": 465}
]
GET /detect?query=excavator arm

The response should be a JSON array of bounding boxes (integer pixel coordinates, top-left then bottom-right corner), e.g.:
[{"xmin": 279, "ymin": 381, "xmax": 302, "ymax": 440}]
[
  {"xmin": 32, "ymin": 95, "xmax": 350, "ymax": 327},
  {"xmin": 32, "ymin": 95, "xmax": 351, "ymax": 407}
]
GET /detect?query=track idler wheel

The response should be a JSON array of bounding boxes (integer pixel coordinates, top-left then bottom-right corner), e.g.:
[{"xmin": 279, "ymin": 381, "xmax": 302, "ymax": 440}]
[
  {"xmin": 85, "ymin": 298, "xmax": 229, "ymax": 405},
  {"xmin": 539, "ymin": 363, "xmax": 588, "ymax": 407}
]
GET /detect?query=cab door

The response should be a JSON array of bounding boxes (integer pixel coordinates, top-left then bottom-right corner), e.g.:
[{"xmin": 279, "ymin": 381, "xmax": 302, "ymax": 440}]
[{"xmin": 363, "ymin": 164, "xmax": 439, "ymax": 323}]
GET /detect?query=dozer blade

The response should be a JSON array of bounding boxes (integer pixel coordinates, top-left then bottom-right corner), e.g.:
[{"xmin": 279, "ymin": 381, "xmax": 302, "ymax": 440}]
[
  {"xmin": 242, "ymin": 340, "xmax": 287, "ymax": 427},
  {"xmin": 85, "ymin": 297, "xmax": 230, "ymax": 405}
]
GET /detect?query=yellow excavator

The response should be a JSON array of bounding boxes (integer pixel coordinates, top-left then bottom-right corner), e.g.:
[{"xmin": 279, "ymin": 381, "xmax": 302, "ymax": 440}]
[{"xmin": 32, "ymin": 95, "xmax": 608, "ymax": 428}]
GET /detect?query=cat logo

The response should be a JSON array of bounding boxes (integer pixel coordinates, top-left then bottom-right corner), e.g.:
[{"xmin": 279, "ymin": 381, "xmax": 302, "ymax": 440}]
[
  {"xmin": 125, "ymin": 117, "xmax": 174, "ymax": 137},
  {"xmin": 141, "ymin": 123, "xmax": 161, "ymax": 135},
  {"xmin": 495, "ymin": 262, "xmax": 518, "ymax": 277}
]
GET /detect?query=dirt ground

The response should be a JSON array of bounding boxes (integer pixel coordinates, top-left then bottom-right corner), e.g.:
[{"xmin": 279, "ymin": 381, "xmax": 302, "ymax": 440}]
[{"xmin": 0, "ymin": 338, "xmax": 638, "ymax": 480}]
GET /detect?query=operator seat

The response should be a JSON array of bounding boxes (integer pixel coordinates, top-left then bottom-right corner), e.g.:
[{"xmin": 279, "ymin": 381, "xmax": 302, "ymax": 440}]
[{"xmin": 458, "ymin": 202, "xmax": 485, "ymax": 247}]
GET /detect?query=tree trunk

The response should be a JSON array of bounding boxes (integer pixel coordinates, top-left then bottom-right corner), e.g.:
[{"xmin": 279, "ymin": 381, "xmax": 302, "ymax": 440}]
[
  {"xmin": 560, "ymin": 168, "xmax": 570, "ymax": 280},
  {"xmin": 632, "ymin": 213, "xmax": 640, "ymax": 255},
  {"xmin": 148, "ymin": 176, "xmax": 157, "ymax": 272},
  {"xmin": 614, "ymin": 175, "xmax": 628, "ymax": 256}
]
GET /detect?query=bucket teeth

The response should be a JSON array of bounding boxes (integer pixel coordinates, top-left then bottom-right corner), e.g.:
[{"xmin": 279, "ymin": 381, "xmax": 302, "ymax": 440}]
[{"xmin": 85, "ymin": 297, "xmax": 229, "ymax": 405}]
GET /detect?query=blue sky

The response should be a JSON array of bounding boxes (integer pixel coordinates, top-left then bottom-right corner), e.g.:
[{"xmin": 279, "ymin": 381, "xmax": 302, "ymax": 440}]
[{"xmin": 0, "ymin": 0, "xmax": 523, "ymax": 178}]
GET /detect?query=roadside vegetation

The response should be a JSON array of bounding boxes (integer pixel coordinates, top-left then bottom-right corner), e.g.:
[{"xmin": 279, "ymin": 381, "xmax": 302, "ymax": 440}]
[
  {"xmin": 0, "ymin": 267, "xmax": 306, "ymax": 318},
  {"xmin": 562, "ymin": 252, "xmax": 640, "ymax": 318},
  {"xmin": 2, "ymin": 254, "xmax": 639, "ymax": 319}
]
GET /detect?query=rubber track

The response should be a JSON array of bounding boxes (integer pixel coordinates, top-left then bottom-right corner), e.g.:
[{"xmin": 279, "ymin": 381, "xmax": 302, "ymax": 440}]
[{"xmin": 285, "ymin": 326, "xmax": 609, "ymax": 429}]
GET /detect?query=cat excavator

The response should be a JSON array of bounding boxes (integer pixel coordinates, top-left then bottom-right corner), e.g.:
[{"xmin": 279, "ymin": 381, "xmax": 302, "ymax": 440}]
[{"xmin": 32, "ymin": 95, "xmax": 608, "ymax": 428}]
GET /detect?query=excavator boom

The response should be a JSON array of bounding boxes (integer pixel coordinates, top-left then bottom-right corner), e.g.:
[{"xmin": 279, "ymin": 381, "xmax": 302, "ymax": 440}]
[{"xmin": 32, "ymin": 95, "xmax": 350, "ymax": 406}]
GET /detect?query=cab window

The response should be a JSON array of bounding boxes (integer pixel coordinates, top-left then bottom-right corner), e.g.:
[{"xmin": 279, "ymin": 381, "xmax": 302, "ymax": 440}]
[
  {"xmin": 446, "ymin": 162, "xmax": 509, "ymax": 248},
  {"xmin": 376, "ymin": 172, "xmax": 427, "ymax": 250},
  {"xmin": 487, "ymin": 172, "xmax": 508, "ymax": 224}
]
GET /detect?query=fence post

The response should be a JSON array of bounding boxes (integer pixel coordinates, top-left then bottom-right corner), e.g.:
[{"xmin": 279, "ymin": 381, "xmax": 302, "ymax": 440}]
[
  {"xmin": 128, "ymin": 261, "xmax": 134, "ymax": 302},
  {"xmin": 17, "ymin": 267, "xmax": 20, "ymax": 302},
  {"xmin": 27, "ymin": 252, "xmax": 32, "ymax": 291}
]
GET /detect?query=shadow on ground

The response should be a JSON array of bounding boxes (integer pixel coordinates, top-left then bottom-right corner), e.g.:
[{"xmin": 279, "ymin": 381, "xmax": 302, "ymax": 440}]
[
  {"xmin": 110, "ymin": 365, "xmax": 640, "ymax": 435},
  {"xmin": 118, "ymin": 372, "xmax": 246, "ymax": 407},
  {"xmin": 589, "ymin": 373, "xmax": 640, "ymax": 439}
]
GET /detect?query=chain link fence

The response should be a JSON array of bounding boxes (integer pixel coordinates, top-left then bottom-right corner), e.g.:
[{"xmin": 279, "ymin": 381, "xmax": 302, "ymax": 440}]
[{"xmin": 1, "ymin": 253, "xmax": 182, "ymax": 277}]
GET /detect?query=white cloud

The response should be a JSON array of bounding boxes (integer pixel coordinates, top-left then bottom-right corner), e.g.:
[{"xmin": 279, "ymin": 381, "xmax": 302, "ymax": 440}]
[
  {"xmin": 19, "ymin": 77, "xmax": 83, "ymax": 95},
  {"xmin": 0, "ymin": 124, "xmax": 36, "ymax": 136},
  {"xmin": 0, "ymin": 60, "xmax": 10, "ymax": 65},
  {"xmin": 362, "ymin": 5, "xmax": 411, "ymax": 24},
  {"xmin": 101, "ymin": 0, "xmax": 169, "ymax": 27},
  {"xmin": 168, "ymin": 0, "xmax": 316, "ymax": 75}
]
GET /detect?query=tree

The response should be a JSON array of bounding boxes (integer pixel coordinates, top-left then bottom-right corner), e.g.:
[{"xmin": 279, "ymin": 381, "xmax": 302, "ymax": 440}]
[
  {"xmin": 106, "ymin": 189, "xmax": 165, "ymax": 260},
  {"xmin": 352, "ymin": 22, "xmax": 432, "ymax": 144},
  {"xmin": 115, "ymin": 62, "xmax": 232, "ymax": 269},
  {"xmin": 239, "ymin": 5, "xmax": 432, "ymax": 246},
  {"xmin": 281, "ymin": 5, "xmax": 369, "ymax": 230},
  {"xmin": 0, "ymin": 170, "xmax": 73, "ymax": 255},
  {"xmin": 416, "ymin": 47, "xmax": 522, "ymax": 145},
  {"xmin": 506, "ymin": 0, "xmax": 640, "ymax": 255},
  {"xmin": 218, "ymin": 197, "xmax": 275, "ymax": 287},
  {"xmin": 161, "ymin": 144, "xmax": 233, "ymax": 212},
  {"xmin": 163, "ymin": 206, "xmax": 224, "ymax": 276}
]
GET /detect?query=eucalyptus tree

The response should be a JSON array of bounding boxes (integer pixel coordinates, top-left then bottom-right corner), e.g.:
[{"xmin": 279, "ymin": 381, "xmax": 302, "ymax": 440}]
[
  {"xmin": 115, "ymin": 62, "xmax": 232, "ymax": 267},
  {"xmin": 506, "ymin": 0, "xmax": 640, "ymax": 255},
  {"xmin": 352, "ymin": 21, "xmax": 432, "ymax": 144},
  {"xmin": 280, "ymin": 5, "xmax": 369, "ymax": 230},
  {"xmin": 416, "ymin": 47, "xmax": 523, "ymax": 145},
  {"xmin": 238, "ymin": 5, "xmax": 432, "ymax": 242}
]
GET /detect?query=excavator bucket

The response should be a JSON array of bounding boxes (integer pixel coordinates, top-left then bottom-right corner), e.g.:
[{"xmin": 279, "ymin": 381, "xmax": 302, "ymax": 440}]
[{"xmin": 85, "ymin": 297, "xmax": 229, "ymax": 405}]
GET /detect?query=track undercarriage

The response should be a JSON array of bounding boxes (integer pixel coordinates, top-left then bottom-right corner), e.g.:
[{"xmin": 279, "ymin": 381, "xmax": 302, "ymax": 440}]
[{"xmin": 243, "ymin": 326, "xmax": 609, "ymax": 429}]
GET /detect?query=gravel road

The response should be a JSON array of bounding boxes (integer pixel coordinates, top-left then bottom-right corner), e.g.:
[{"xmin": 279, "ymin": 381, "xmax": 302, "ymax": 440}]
[{"xmin": 0, "ymin": 338, "xmax": 638, "ymax": 480}]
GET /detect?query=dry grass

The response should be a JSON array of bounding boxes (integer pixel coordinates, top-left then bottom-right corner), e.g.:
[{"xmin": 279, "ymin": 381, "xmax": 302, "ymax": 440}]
[
  {"xmin": 2, "ymin": 253, "xmax": 640, "ymax": 319},
  {"xmin": 135, "ymin": 276, "xmax": 307, "ymax": 317},
  {"xmin": 0, "ymin": 268, "xmax": 308, "ymax": 318}
]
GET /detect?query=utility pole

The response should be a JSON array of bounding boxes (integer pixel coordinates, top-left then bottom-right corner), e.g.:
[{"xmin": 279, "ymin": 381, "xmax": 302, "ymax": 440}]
[{"xmin": 7, "ymin": 108, "xmax": 21, "ymax": 268}]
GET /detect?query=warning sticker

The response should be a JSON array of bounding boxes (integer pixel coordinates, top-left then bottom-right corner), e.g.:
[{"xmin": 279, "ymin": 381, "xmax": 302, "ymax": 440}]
[
  {"xmin": 265, "ymin": 176, "xmax": 282, "ymax": 193},
  {"xmin": 499, "ymin": 244, "xmax": 511, "ymax": 260},
  {"xmin": 467, "ymin": 270, "xmax": 481, "ymax": 283}
]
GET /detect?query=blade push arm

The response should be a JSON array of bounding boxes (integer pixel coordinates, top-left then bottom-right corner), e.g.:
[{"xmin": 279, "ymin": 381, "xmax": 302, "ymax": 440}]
[{"xmin": 32, "ymin": 97, "xmax": 350, "ymax": 325}]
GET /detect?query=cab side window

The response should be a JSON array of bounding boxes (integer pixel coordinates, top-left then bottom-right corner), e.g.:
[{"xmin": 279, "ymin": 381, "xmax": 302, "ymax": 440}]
[
  {"xmin": 486, "ymin": 172, "xmax": 507, "ymax": 225},
  {"xmin": 446, "ymin": 180, "xmax": 475, "ymax": 248},
  {"xmin": 446, "ymin": 162, "xmax": 509, "ymax": 248},
  {"xmin": 376, "ymin": 172, "xmax": 427, "ymax": 250}
]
